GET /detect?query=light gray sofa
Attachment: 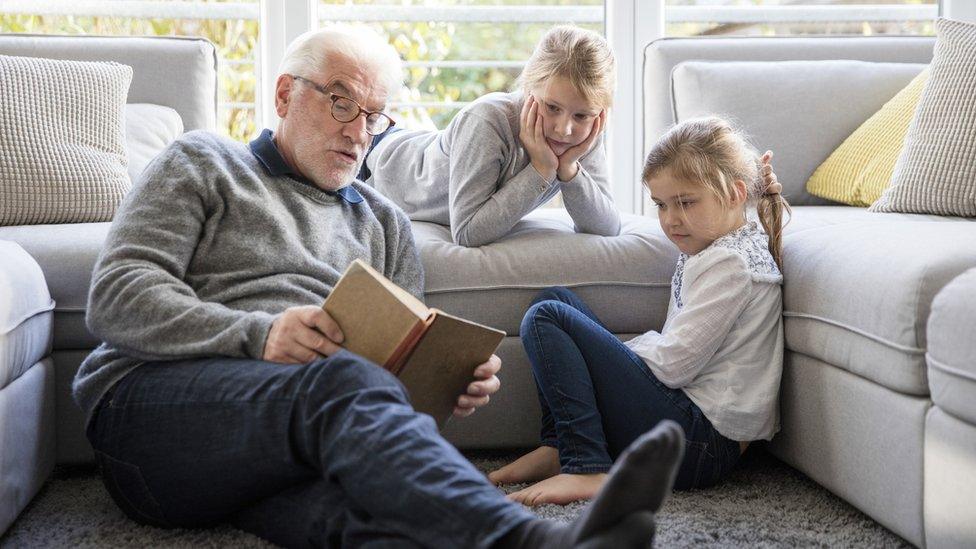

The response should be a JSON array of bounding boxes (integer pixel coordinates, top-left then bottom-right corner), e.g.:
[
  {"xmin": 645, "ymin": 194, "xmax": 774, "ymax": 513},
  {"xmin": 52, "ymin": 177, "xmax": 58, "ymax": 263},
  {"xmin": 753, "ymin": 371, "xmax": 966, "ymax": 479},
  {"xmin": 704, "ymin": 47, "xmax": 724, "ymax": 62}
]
[
  {"xmin": 0, "ymin": 241, "xmax": 55, "ymax": 535},
  {"xmin": 0, "ymin": 34, "xmax": 217, "ymax": 534},
  {"xmin": 639, "ymin": 36, "xmax": 976, "ymax": 547},
  {"xmin": 2, "ymin": 33, "xmax": 975, "ymax": 549}
]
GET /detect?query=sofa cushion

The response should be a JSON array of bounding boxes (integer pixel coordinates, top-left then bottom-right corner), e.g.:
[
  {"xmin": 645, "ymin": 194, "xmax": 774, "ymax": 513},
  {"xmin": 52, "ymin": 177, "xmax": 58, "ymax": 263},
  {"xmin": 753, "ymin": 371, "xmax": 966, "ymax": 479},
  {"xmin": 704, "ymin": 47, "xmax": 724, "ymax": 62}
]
[
  {"xmin": 782, "ymin": 208, "xmax": 976, "ymax": 395},
  {"xmin": 782, "ymin": 205, "xmax": 973, "ymax": 235},
  {"xmin": 0, "ymin": 54, "xmax": 132, "ymax": 225},
  {"xmin": 927, "ymin": 268, "xmax": 976, "ymax": 424},
  {"xmin": 415, "ymin": 209, "xmax": 678, "ymax": 336},
  {"xmin": 871, "ymin": 18, "xmax": 976, "ymax": 217},
  {"xmin": 124, "ymin": 103, "xmax": 184, "ymax": 184},
  {"xmin": 0, "ymin": 223, "xmax": 110, "ymax": 350},
  {"xmin": 670, "ymin": 60, "xmax": 926, "ymax": 206},
  {"xmin": 805, "ymin": 68, "xmax": 929, "ymax": 207},
  {"xmin": 0, "ymin": 242, "xmax": 54, "ymax": 390}
]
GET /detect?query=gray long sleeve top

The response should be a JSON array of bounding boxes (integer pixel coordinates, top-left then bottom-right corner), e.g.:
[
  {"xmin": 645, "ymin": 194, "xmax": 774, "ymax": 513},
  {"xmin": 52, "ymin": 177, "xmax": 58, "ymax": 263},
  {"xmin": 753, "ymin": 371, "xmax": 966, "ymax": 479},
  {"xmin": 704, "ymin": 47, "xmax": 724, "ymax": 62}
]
[
  {"xmin": 73, "ymin": 129, "xmax": 423, "ymax": 423},
  {"xmin": 364, "ymin": 91, "xmax": 621, "ymax": 247}
]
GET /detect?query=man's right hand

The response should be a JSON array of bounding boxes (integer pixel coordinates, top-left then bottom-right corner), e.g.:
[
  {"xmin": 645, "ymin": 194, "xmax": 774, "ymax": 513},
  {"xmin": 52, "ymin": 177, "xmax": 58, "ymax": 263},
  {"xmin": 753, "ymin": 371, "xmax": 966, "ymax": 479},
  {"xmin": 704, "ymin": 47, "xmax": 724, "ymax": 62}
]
[{"xmin": 263, "ymin": 305, "xmax": 345, "ymax": 364}]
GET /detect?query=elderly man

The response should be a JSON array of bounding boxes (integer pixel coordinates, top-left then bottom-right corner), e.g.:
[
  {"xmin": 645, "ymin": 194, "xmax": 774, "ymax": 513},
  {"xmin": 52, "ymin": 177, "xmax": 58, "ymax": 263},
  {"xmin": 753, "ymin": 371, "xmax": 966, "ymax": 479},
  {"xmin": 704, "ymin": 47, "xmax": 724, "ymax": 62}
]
[{"xmin": 74, "ymin": 26, "xmax": 682, "ymax": 548}]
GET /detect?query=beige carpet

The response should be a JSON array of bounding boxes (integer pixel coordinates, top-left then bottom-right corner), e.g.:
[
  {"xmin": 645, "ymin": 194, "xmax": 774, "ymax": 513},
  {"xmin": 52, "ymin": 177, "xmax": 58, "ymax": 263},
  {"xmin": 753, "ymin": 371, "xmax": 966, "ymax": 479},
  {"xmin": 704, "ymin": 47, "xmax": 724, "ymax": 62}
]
[{"xmin": 1, "ymin": 448, "xmax": 910, "ymax": 548}]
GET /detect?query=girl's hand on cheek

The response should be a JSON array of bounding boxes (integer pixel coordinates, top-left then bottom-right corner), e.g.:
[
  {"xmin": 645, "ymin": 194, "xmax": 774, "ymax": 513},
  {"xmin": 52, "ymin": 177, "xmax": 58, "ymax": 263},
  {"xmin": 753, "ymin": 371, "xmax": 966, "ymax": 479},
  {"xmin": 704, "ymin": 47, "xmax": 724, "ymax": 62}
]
[
  {"xmin": 519, "ymin": 95, "xmax": 558, "ymax": 183},
  {"xmin": 557, "ymin": 110, "xmax": 605, "ymax": 182}
]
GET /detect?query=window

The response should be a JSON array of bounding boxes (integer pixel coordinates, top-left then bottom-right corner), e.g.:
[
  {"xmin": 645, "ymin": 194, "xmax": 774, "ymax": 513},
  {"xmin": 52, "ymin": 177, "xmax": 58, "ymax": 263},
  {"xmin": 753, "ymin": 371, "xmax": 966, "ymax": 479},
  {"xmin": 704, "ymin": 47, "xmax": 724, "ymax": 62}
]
[
  {"xmin": 319, "ymin": 1, "xmax": 605, "ymax": 131},
  {"xmin": 664, "ymin": 1, "xmax": 938, "ymax": 38}
]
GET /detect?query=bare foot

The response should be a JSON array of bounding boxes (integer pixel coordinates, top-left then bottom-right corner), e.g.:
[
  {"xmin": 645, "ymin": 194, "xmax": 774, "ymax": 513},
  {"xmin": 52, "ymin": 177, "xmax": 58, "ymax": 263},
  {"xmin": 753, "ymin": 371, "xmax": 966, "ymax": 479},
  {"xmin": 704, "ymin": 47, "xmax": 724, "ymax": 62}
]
[
  {"xmin": 488, "ymin": 446, "xmax": 561, "ymax": 486},
  {"xmin": 507, "ymin": 473, "xmax": 608, "ymax": 506}
]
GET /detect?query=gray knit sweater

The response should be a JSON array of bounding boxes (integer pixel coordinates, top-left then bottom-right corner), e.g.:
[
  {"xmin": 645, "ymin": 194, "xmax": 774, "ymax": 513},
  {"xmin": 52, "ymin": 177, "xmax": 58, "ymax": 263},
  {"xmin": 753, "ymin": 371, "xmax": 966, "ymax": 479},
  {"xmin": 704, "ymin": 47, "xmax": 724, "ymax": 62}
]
[
  {"xmin": 73, "ymin": 130, "xmax": 423, "ymax": 423},
  {"xmin": 364, "ymin": 91, "xmax": 621, "ymax": 247}
]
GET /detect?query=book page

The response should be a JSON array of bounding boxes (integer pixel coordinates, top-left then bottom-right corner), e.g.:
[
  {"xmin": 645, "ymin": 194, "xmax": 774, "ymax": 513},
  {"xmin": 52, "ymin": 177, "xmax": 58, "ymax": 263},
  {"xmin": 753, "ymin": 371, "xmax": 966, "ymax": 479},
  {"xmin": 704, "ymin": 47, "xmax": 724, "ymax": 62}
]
[
  {"xmin": 355, "ymin": 259, "xmax": 428, "ymax": 318},
  {"xmin": 397, "ymin": 310, "xmax": 505, "ymax": 428}
]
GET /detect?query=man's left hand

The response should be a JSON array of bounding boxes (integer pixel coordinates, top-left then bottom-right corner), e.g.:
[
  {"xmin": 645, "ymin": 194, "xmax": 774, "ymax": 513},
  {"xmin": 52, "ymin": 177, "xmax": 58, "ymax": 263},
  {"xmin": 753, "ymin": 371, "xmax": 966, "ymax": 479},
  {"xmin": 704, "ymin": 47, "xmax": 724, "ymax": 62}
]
[{"xmin": 453, "ymin": 354, "xmax": 502, "ymax": 418}]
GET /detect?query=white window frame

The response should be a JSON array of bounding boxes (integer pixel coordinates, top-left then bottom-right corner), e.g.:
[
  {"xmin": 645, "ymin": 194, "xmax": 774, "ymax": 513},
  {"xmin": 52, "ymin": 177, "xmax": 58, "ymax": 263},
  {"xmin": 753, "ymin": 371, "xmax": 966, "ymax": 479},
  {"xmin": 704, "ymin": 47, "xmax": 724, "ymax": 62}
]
[
  {"xmin": 261, "ymin": 0, "xmax": 644, "ymax": 210},
  {"xmin": 606, "ymin": 0, "xmax": 662, "ymax": 215},
  {"xmin": 258, "ymin": 0, "xmax": 317, "ymax": 129}
]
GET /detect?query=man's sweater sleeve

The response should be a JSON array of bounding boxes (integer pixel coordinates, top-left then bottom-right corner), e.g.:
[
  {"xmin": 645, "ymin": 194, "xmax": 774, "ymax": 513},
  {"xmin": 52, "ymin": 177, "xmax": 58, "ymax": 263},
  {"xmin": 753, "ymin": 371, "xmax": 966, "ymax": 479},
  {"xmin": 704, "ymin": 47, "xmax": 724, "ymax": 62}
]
[
  {"xmin": 448, "ymin": 112, "xmax": 555, "ymax": 247},
  {"xmin": 560, "ymin": 133, "xmax": 621, "ymax": 237},
  {"xmin": 85, "ymin": 140, "xmax": 276, "ymax": 361}
]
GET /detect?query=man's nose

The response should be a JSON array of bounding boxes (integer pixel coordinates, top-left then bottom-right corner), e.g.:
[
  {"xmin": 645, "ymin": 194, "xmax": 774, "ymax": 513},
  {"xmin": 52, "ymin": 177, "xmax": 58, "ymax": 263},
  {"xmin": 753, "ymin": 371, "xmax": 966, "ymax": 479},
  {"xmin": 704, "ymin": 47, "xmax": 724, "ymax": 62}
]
[{"xmin": 342, "ymin": 113, "xmax": 370, "ymax": 144}]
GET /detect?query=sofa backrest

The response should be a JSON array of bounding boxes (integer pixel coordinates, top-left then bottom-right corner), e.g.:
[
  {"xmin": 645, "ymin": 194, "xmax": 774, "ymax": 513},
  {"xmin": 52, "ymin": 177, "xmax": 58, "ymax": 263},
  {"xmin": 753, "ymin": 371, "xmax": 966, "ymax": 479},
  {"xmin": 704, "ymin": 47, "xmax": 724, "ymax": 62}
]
[
  {"xmin": 643, "ymin": 36, "xmax": 935, "ymax": 205},
  {"xmin": 0, "ymin": 34, "xmax": 217, "ymax": 131}
]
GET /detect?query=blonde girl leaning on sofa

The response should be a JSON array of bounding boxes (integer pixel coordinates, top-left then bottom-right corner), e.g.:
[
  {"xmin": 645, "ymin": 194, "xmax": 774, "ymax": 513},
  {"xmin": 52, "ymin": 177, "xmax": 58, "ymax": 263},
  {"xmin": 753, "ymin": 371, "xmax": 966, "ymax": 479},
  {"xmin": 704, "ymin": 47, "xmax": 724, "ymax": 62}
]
[
  {"xmin": 489, "ymin": 117, "xmax": 791, "ymax": 506},
  {"xmin": 360, "ymin": 25, "xmax": 620, "ymax": 247}
]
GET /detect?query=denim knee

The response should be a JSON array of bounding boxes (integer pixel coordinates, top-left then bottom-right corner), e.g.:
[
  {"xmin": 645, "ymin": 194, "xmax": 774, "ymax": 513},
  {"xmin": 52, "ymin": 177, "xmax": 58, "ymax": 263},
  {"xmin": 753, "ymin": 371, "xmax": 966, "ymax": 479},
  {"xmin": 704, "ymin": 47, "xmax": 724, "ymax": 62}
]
[
  {"xmin": 302, "ymin": 351, "xmax": 408, "ymax": 403},
  {"xmin": 530, "ymin": 286, "xmax": 576, "ymax": 307},
  {"xmin": 520, "ymin": 299, "xmax": 570, "ymax": 340}
]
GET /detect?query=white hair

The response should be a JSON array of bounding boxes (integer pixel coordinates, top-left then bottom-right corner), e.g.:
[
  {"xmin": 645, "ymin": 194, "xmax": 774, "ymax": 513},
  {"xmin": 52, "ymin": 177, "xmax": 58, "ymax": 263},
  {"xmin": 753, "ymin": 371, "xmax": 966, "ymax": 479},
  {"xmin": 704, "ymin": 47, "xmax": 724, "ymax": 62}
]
[{"xmin": 279, "ymin": 25, "xmax": 403, "ymax": 100}]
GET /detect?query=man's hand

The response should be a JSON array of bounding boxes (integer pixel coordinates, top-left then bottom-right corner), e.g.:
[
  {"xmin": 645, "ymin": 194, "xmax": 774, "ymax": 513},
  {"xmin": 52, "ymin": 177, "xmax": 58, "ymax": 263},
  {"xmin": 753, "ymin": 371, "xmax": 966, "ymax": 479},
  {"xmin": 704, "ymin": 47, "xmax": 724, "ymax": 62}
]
[
  {"xmin": 519, "ymin": 95, "xmax": 559, "ymax": 183},
  {"xmin": 556, "ymin": 109, "xmax": 605, "ymax": 182},
  {"xmin": 453, "ymin": 354, "xmax": 502, "ymax": 418},
  {"xmin": 263, "ymin": 305, "xmax": 344, "ymax": 364}
]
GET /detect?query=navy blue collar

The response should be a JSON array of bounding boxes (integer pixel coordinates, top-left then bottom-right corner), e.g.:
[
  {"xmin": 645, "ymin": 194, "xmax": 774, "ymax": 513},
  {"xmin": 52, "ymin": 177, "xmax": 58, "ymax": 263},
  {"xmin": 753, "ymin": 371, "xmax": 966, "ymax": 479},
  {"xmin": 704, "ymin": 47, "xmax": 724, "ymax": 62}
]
[{"xmin": 249, "ymin": 128, "xmax": 364, "ymax": 204}]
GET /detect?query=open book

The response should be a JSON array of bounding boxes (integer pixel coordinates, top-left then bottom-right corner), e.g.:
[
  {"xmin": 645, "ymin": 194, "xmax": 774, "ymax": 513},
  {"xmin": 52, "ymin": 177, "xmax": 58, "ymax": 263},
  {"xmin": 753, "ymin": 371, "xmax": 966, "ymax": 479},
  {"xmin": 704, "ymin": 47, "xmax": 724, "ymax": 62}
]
[{"xmin": 323, "ymin": 259, "xmax": 506, "ymax": 427}]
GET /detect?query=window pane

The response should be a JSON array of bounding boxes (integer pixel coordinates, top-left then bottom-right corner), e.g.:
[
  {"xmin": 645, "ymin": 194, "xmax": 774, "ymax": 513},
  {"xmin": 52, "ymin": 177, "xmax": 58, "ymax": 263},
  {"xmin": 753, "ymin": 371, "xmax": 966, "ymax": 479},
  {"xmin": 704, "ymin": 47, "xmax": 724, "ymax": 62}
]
[
  {"xmin": 0, "ymin": 0, "xmax": 260, "ymax": 142},
  {"xmin": 665, "ymin": 0, "xmax": 937, "ymax": 37},
  {"xmin": 320, "ymin": 0, "xmax": 604, "ymax": 131}
]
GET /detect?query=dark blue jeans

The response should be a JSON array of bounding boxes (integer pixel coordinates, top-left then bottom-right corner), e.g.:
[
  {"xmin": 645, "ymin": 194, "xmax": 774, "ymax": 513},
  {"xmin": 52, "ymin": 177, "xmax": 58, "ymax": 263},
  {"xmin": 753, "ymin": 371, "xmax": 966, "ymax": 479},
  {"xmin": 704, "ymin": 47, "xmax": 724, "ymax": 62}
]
[
  {"xmin": 86, "ymin": 350, "xmax": 533, "ymax": 548},
  {"xmin": 521, "ymin": 287, "xmax": 742, "ymax": 490}
]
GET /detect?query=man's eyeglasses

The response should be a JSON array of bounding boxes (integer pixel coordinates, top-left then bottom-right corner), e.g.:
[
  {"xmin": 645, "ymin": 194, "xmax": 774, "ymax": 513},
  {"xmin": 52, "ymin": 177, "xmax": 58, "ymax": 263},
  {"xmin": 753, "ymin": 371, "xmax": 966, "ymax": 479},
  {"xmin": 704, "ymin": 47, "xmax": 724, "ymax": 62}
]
[{"xmin": 290, "ymin": 75, "xmax": 395, "ymax": 136}]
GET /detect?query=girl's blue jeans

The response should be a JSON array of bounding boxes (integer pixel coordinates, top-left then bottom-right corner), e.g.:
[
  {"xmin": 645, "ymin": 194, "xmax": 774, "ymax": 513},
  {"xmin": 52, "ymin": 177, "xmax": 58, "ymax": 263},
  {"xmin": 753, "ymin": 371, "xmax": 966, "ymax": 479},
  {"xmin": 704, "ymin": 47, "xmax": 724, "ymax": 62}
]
[{"xmin": 521, "ymin": 286, "xmax": 742, "ymax": 490}]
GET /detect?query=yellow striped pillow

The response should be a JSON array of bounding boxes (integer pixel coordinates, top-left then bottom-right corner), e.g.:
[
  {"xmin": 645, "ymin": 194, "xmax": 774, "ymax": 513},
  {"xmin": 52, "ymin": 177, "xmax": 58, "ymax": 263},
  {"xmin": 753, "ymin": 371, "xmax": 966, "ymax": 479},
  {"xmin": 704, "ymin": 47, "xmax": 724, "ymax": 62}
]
[{"xmin": 806, "ymin": 68, "xmax": 929, "ymax": 207}]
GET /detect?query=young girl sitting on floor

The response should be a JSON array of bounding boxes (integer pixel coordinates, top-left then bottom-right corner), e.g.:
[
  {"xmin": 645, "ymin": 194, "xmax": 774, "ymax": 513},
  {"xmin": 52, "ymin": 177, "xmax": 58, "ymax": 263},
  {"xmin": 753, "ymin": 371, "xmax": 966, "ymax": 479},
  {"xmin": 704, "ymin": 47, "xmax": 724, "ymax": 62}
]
[
  {"xmin": 490, "ymin": 116, "xmax": 790, "ymax": 505},
  {"xmin": 361, "ymin": 25, "xmax": 620, "ymax": 247}
]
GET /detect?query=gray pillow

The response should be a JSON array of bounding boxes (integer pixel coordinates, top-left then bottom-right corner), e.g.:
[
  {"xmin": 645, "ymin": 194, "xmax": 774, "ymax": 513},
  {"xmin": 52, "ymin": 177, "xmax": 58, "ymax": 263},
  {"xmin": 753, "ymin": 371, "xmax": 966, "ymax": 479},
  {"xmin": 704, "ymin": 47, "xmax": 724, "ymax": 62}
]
[
  {"xmin": 670, "ymin": 59, "xmax": 925, "ymax": 206},
  {"xmin": 870, "ymin": 18, "xmax": 976, "ymax": 217},
  {"xmin": 0, "ymin": 55, "xmax": 132, "ymax": 226},
  {"xmin": 124, "ymin": 103, "xmax": 184, "ymax": 184}
]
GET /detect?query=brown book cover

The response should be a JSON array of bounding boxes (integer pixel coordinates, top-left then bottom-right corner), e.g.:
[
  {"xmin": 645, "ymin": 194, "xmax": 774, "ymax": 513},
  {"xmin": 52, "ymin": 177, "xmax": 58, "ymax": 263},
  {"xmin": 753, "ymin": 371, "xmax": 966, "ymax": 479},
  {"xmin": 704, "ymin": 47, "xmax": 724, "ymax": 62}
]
[{"xmin": 323, "ymin": 259, "xmax": 505, "ymax": 427}]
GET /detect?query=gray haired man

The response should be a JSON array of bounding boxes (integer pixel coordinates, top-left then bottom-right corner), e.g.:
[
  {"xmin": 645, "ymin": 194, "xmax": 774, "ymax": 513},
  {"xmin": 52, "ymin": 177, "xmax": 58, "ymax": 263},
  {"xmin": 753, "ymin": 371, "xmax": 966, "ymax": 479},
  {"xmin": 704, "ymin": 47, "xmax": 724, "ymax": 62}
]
[{"xmin": 75, "ymin": 25, "xmax": 682, "ymax": 548}]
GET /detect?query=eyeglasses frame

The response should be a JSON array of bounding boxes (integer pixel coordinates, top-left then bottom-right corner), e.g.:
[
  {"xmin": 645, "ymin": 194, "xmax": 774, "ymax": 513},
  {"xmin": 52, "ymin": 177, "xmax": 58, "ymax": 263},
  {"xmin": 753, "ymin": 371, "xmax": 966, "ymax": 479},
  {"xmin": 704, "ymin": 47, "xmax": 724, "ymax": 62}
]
[{"xmin": 289, "ymin": 74, "xmax": 395, "ymax": 136}]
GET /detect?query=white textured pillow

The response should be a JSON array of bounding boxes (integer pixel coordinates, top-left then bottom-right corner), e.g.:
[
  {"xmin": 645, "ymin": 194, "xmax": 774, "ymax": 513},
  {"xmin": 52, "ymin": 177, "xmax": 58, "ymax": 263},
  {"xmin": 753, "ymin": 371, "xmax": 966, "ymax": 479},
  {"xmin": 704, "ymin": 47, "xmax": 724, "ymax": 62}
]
[
  {"xmin": 0, "ymin": 55, "xmax": 133, "ymax": 226},
  {"xmin": 870, "ymin": 18, "xmax": 976, "ymax": 216},
  {"xmin": 125, "ymin": 103, "xmax": 184, "ymax": 184}
]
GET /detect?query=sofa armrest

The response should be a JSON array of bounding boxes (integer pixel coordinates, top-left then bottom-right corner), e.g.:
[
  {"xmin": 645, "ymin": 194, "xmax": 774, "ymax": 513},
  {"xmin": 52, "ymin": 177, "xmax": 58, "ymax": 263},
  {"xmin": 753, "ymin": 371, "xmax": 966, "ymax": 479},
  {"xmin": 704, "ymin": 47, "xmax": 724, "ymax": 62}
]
[{"xmin": 927, "ymin": 267, "xmax": 976, "ymax": 425}]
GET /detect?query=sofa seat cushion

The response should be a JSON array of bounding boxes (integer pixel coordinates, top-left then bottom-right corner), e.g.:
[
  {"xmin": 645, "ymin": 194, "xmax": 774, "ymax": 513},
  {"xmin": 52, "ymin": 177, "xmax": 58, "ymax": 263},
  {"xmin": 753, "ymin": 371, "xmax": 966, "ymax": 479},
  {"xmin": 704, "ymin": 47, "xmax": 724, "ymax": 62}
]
[
  {"xmin": 927, "ymin": 268, "xmax": 976, "ymax": 424},
  {"xmin": 783, "ymin": 205, "xmax": 970, "ymax": 235},
  {"xmin": 414, "ymin": 209, "xmax": 678, "ymax": 335},
  {"xmin": 782, "ymin": 210, "xmax": 976, "ymax": 395},
  {"xmin": 0, "ymin": 242, "xmax": 54, "ymax": 390},
  {"xmin": 0, "ymin": 223, "xmax": 110, "ymax": 350}
]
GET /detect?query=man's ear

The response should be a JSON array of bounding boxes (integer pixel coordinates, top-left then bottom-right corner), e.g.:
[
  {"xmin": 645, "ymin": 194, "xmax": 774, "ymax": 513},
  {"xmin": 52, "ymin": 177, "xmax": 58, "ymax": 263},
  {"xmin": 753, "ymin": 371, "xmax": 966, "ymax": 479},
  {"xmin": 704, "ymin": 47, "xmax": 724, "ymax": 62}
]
[{"xmin": 275, "ymin": 74, "xmax": 295, "ymax": 118}]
